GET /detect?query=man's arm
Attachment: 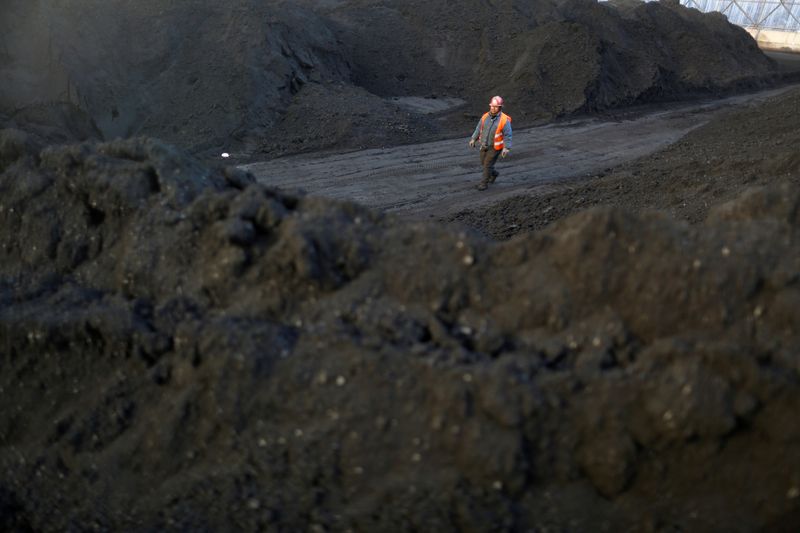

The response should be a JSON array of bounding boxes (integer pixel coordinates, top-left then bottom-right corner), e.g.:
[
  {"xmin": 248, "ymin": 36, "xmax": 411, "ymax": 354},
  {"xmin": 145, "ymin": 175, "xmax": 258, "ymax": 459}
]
[
  {"xmin": 503, "ymin": 120, "xmax": 512, "ymax": 150},
  {"xmin": 470, "ymin": 119, "xmax": 482, "ymax": 142},
  {"xmin": 468, "ymin": 119, "xmax": 482, "ymax": 147},
  {"xmin": 500, "ymin": 120, "xmax": 512, "ymax": 156}
]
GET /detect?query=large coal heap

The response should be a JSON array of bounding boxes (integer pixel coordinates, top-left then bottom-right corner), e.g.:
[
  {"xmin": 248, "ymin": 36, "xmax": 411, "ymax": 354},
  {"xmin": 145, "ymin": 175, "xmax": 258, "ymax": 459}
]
[
  {"xmin": 2, "ymin": 128, "xmax": 800, "ymax": 530},
  {"xmin": 1, "ymin": 0, "xmax": 779, "ymax": 159}
]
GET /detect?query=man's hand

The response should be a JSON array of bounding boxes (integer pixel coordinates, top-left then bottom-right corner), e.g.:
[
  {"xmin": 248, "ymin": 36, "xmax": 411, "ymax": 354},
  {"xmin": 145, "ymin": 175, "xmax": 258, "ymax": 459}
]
[
  {"xmin": 468, "ymin": 139, "xmax": 476, "ymax": 148},
  {"xmin": 501, "ymin": 147, "xmax": 510, "ymax": 158}
]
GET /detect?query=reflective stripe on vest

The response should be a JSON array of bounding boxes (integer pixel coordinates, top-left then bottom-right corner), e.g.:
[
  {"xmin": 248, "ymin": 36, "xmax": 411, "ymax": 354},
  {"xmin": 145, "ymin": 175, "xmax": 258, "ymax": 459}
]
[{"xmin": 480, "ymin": 112, "xmax": 511, "ymax": 150}]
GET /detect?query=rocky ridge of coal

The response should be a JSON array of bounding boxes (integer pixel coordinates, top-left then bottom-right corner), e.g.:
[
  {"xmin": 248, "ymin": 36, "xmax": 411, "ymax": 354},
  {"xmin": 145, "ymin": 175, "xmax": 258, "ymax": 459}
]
[
  {"xmin": 1, "ymin": 0, "xmax": 782, "ymax": 160},
  {"xmin": 2, "ymin": 130, "xmax": 800, "ymax": 531}
]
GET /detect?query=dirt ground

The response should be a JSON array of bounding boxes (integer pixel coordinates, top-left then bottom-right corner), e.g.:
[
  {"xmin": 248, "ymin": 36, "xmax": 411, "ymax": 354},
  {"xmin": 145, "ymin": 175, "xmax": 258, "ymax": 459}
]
[
  {"xmin": 243, "ymin": 83, "xmax": 800, "ymax": 222},
  {"xmin": 450, "ymin": 78, "xmax": 800, "ymax": 239},
  {"xmin": 3, "ymin": 85, "xmax": 800, "ymax": 532},
  {"xmin": 4, "ymin": 2, "xmax": 800, "ymax": 532}
]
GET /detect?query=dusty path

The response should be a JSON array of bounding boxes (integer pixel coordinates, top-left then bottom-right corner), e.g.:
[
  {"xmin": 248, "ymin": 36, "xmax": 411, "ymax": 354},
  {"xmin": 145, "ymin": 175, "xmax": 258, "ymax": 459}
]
[{"xmin": 243, "ymin": 84, "xmax": 799, "ymax": 219}]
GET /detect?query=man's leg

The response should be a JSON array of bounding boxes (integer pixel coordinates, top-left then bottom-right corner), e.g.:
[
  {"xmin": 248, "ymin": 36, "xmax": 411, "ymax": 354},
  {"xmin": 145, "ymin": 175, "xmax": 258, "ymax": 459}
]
[
  {"xmin": 477, "ymin": 148, "xmax": 489, "ymax": 190},
  {"xmin": 478, "ymin": 148, "xmax": 501, "ymax": 189}
]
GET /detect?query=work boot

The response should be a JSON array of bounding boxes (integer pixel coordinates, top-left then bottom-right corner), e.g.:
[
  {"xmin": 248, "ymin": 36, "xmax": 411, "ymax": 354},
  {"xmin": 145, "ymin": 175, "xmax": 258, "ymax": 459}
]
[
  {"xmin": 489, "ymin": 170, "xmax": 499, "ymax": 184},
  {"xmin": 476, "ymin": 182, "xmax": 488, "ymax": 191}
]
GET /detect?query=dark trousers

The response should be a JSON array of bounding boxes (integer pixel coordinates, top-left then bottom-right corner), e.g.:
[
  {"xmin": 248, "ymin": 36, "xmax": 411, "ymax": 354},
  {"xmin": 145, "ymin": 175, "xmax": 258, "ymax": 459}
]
[{"xmin": 479, "ymin": 147, "xmax": 501, "ymax": 184}]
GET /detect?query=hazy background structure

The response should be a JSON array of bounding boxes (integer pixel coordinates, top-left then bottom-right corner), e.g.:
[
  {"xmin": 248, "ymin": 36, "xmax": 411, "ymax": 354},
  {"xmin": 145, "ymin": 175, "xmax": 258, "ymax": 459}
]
[{"xmin": 682, "ymin": 0, "xmax": 800, "ymax": 49}]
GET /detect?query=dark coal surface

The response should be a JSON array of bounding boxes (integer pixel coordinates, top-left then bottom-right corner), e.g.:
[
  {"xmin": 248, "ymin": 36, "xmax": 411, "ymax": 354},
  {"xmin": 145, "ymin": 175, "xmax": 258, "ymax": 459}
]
[
  {"xmin": 3, "ymin": 123, "xmax": 800, "ymax": 531},
  {"xmin": 1, "ymin": 103, "xmax": 103, "ymax": 149},
  {"xmin": 1, "ymin": 0, "xmax": 782, "ymax": 161}
]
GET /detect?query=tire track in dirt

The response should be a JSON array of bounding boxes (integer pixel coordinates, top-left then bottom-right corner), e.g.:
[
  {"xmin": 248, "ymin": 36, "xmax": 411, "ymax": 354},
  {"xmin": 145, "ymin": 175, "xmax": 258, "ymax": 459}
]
[{"xmin": 242, "ymin": 84, "xmax": 799, "ymax": 220}]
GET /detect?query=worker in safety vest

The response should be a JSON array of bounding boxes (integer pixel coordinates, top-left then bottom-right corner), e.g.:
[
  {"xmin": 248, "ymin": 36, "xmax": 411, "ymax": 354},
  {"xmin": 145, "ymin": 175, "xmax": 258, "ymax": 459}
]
[{"xmin": 468, "ymin": 95, "xmax": 512, "ymax": 191}]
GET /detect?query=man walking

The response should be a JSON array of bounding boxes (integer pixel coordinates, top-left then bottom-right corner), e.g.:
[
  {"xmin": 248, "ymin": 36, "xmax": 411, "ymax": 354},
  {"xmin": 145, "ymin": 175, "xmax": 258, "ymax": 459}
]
[{"xmin": 468, "ymin": 95, "xmax": 512, "ymax": 191}]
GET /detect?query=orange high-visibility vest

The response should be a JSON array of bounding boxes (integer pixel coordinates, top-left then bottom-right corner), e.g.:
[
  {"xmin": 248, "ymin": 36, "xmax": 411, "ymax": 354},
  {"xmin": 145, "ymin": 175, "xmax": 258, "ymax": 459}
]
[{"xmin": 479, "ymin": 112, "xmax": 511, "ymax": 150}]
